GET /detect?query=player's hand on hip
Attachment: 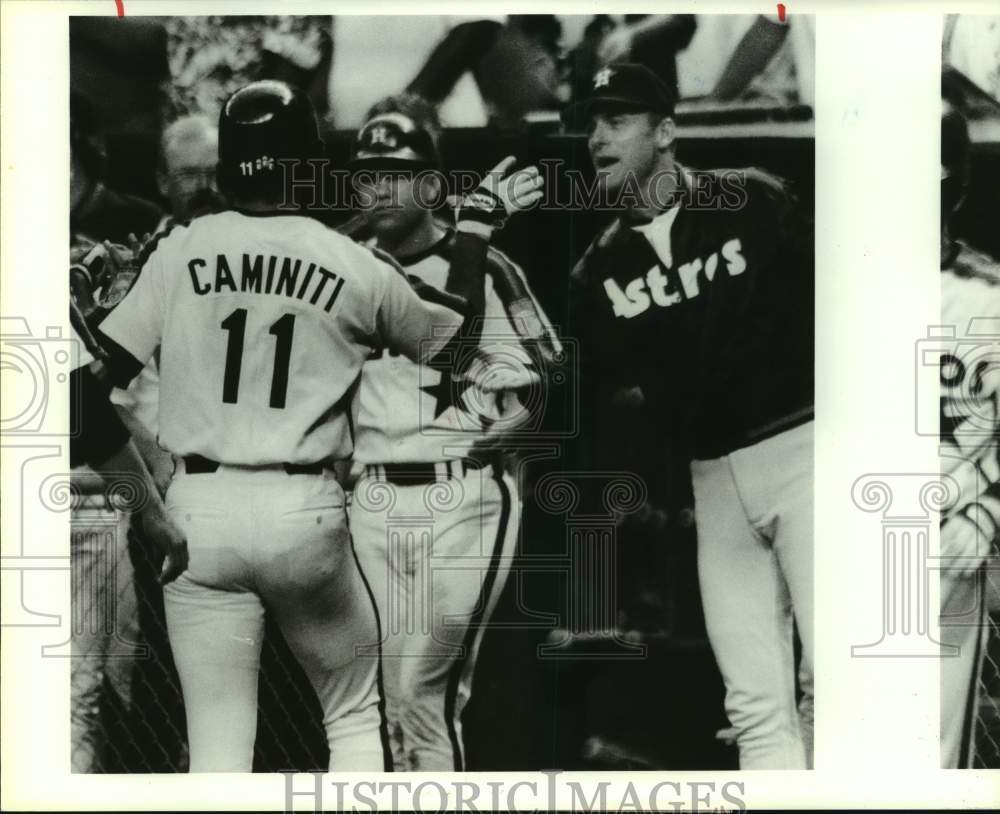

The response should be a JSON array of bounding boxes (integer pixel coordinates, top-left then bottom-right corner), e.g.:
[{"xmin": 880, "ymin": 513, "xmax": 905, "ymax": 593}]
[
  {"xmin": 139, "ymin": 503, "xmax": 190, "ymax": 585},
  {"xmin": 457, "ymin": 156, "xmax": 544, "ymax": 235}
]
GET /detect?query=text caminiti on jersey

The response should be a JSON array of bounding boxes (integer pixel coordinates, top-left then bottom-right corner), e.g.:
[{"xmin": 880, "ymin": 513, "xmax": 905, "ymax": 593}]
[{"xmin": 100, "ymin": 211, "xmax": 463, "ymax": 465}]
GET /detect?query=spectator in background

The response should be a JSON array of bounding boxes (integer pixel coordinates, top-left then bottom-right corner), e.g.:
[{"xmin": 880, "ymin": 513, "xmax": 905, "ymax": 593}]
[
  {"xmin": 676, "ymin": 14, "xmax": 815, "ymax": 108},
  {"xmin": 71, "ymin": 93, "xmax": 164, "ymax": 256},
  {"xmin": 596, "ymin": 15, "xmax": 697, "ymax": 98},
  {"xmin": 330, "ymin": 16, "xmax": 564, "ymax": 130},
  {"xmin": 329, "ymin": 16, "xmax": 500, "ymax": 129},
  {"xmin": 164, "ymin": 16, "xmax": 332, "ymax": 120},
  {"xmin": 156, "ymin": 116, "xmax": 224, "ymax": 225},
  {"xmin": 411, "ymin": 15, "xmax": 566, "ymax": 128},
  {"xmin": 70, "ymin": 17, "xmax": 170, "ymax": 202},
  {"xmin": 566, "ymin": 15, "xmax": 695, "ymax": 110}
]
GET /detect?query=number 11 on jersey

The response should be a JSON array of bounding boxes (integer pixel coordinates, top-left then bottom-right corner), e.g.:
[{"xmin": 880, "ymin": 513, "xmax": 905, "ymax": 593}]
[{"xmin": 221, "ymin": 308, "xmax": 296, "ymax": 409}]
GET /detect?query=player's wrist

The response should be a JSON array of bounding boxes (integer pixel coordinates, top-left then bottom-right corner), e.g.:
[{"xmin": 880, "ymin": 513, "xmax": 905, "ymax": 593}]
[
  {"xmin": 457, "ymin": 188, "xmax": 508, "ymax": 231},
  {"xmin": 456, "ymin": 219, "xmax": 495, "ymax": 239}
]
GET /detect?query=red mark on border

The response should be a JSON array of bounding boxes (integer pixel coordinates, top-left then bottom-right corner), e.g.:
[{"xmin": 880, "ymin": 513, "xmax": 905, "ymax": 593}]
[
  {"xmin": 777, "ymin": 4, "xmax": 786, "ymax": 22},
  {"xmin": 115, "ymin": 0, "xmax": 124, "ymax": 17}
]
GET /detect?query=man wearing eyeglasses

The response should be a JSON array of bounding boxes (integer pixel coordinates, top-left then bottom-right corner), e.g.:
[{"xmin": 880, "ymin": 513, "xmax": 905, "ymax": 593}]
[{"xmin": 156, "ymin": 115, "xmax": 224, "ymax": 226}]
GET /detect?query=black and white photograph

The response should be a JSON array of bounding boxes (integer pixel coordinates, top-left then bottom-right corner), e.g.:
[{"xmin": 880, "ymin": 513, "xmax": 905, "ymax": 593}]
[
  {"xmin": 2, "ymin": 3, "xmax": 999, "ymax": 812},
  {"xmin": 63, "ymin": 10, "xmax": 815, "ymax": 776}
]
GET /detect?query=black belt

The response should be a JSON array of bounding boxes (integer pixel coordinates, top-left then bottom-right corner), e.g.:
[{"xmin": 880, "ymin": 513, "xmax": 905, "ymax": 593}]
[
  {"xmin": 365, "ymin": 458, "xmax": 494, "ymax": 486},
  {"xmin": 182, "ymin": 455, "xmax": 323, "ymax": 476}
]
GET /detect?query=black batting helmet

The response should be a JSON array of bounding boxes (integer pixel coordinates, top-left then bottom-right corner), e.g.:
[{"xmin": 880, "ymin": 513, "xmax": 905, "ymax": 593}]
[{"xmin": 218, "ymin": 80, "xmax": 324, "ymax": 201}]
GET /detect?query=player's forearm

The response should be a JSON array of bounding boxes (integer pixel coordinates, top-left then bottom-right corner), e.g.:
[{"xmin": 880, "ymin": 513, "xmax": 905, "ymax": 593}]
[
  {"xmin": 407, "ymin": 274, "xmax": 472, "ymax": 320},
  {"xmin": 447, "ymin": 156, "xmax": 545, "ymax": 334},
  {"xmin": 379, "ymin": 285, "xmax": 469, "ymax": 366},
  {"xmin": 445, "ymin": 231, "xmax": 490, "ymax": 327},
  {"xmin": 113, "ymin": 403, "xmax": 172, "ymax": 478}
]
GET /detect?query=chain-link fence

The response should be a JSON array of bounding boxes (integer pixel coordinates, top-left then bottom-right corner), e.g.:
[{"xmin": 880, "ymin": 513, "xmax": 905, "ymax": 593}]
[
  {"xmin": 73, "ymin": 474, "xmax": 1000, "ymax": 772},
  {"xmin": 70, "ymin": 480, "xmax": 329, "ymax": 773}
]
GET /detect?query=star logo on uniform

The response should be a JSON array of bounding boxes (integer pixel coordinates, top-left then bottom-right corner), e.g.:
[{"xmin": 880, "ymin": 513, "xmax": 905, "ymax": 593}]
[
  {"xmin": 420, "ymin": 366, "xmax": 473, "ymax": 420},
  {"xmin": 593, "ymin": 68, "xmax": 614, "ymax": 89}
]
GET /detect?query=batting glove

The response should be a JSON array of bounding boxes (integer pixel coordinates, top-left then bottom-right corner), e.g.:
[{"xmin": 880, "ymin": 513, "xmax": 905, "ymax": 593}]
[{"xmin": 457, "ymin": 156, "xmax": 544, "ymax": 237}]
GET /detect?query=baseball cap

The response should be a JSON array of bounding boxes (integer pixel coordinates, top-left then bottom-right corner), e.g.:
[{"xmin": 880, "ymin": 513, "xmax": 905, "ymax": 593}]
[
  {"xmin": 348, "ymin": 112, "xmax": 440, "ymax": 172},
  {"xmin": 563, "ymin": 62, "xmax": 677, "ymax": 126}
]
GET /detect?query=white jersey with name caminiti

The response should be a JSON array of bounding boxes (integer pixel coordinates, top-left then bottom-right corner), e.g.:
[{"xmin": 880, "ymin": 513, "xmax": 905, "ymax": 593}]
[{"xmin": 100, "ymin": 210, "xmax": 463, "ymax": 465}]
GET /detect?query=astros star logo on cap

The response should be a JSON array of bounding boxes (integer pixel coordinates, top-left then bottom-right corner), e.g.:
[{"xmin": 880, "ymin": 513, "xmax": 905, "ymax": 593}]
[{"xmin": 593, "ymin": 68, "xmax": 614, "ymax": 89}]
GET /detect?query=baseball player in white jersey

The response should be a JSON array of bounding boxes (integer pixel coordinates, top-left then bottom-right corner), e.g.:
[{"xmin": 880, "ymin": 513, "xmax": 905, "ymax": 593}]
[
  {"xmin": 339, "ymin": 95, "xmax": 557, "ymax": 771},
  {"xmin": 96, "ymin": 81, "xmax": 469, "ymax": 772},
  {"xmin": 939, "ymin": 98, "xmax": 1000, "ymax": 768}
]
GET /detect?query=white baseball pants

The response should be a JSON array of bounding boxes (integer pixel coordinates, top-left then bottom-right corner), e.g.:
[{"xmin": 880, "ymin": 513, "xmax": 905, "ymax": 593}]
[
  {"xmin": 690, "ymin": 421, "xmax": 814, "ymax": 770},
  {"xmin": 163, "ymin": 464, "xmax": 385, "ymax": 772},
  {"xmin": 349, "ymin": 463, "xmax": 519, "ymax": 771}
]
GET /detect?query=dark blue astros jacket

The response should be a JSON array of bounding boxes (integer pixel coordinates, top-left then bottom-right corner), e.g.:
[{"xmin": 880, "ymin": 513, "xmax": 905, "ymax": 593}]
[{"xmin": 568, "ymin": 165, "xmax": 815, "ymax": 460}]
